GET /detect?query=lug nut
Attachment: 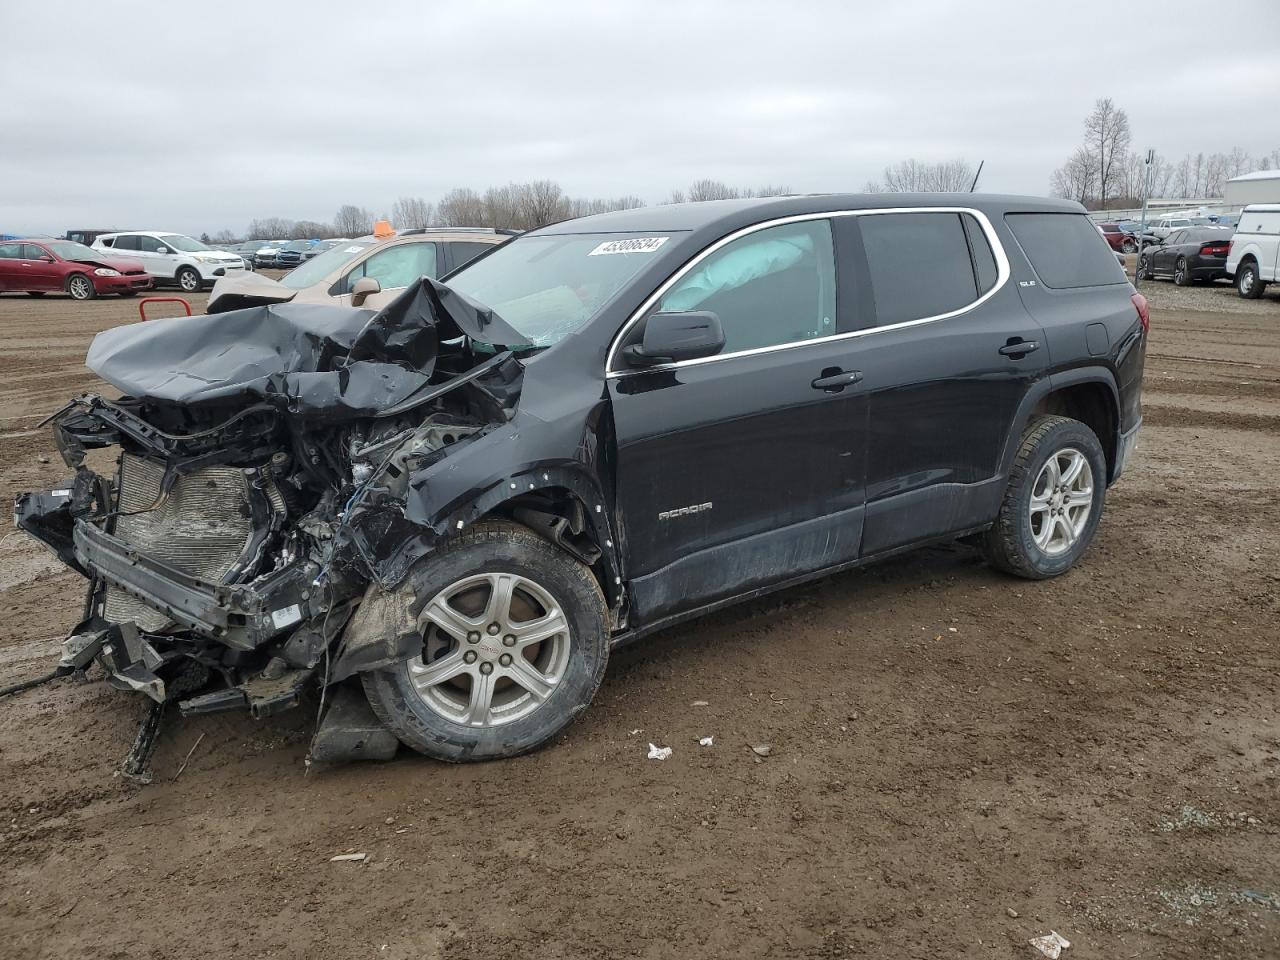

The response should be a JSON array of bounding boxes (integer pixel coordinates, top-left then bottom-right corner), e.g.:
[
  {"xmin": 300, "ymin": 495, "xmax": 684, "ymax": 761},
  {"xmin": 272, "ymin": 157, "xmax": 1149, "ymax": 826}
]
[
  {"xmin": 479, "ymin": 662, "xmax": 494, "ymax": 675},
  {"xmin": 487, "ymin": 623, "xmax": 501, "ymax": 636},
  {"xmin": 503, "ymin": 634, "xmax": 516, "ymax": 647},
  {"xmin": 467, "ymin": 631, "xmax": 480, "ymax": 643},
  {"xmin": 463, "ymin": 650, "xmax": 478, "ymax": 664},
  {"xmin": 499, "ymin": 653, "xmax": 513, "ymax": 667}
]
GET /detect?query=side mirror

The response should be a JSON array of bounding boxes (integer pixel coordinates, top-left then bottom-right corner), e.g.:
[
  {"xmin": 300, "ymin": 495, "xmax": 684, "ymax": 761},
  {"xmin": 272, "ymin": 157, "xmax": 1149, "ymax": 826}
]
[
  {"xmin": 351, "ymin": 275, "xmax": 381, "ymax": 306},
  {"xmin": 38, "ymin": 255, "xmax": 54, "ymax": 262},
  {"xmin": 156, "ymin": 247, "xmax": 169, "ymax": 255},
  {"xmin": 624, "ymin": 311, "xmax": 725, "ymax": 367}
]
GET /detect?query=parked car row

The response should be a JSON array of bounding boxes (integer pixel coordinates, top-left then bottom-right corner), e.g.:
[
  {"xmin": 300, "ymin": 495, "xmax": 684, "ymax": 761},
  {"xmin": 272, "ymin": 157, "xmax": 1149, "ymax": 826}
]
[
  {"xmin": 1131, "ymin": 204, "xmax": 1279, "ymax": 298},
  {"xmin": 0, "ymin": 238, "xmax": 153, "ymax": 300},
  {"xmin": 208, "ymin": 227, "xmax": 512, "ymax": 312}
]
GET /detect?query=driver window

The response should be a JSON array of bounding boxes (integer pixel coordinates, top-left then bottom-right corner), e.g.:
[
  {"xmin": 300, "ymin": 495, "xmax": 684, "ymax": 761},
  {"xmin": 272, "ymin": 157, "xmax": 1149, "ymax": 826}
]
[
  {"xmin": 656, "ymin": 220, "xmax": 835, "ymax": 354},
  {"xmin": 343, "ymin": 242, "xmax": 437, "ymax": 293},
  {"xmin": 138, "ymin": 235, "xmax": 165, "ymax": 253}
]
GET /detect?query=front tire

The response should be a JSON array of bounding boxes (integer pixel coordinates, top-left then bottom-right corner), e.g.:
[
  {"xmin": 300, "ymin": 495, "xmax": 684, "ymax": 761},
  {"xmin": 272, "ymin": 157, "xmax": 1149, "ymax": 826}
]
[
  {"xmin": 1173, "ymin": 257, "xmax": 1193, "ymax": 286},
  {"xmin": 1236, "ymin": 261, "xmax": 1264, "ymax": 299},
  {"xmin": 1138, "ymin": 254, "xmax": 1154, "ymax": 281},
  {"xmin": 361, "ymin": 520, "xmax": 609, "ymax": 762},
  {"xmin": 65, "ymin": 274, "xmax": 96, "ymax": 301},
  {"xmin": 982, "ymin": 415, "xmax": 1106, "ymax": 580},
  {"xmin": 176, "ymin": 267, "xmax": 201, "ymax": 293}
]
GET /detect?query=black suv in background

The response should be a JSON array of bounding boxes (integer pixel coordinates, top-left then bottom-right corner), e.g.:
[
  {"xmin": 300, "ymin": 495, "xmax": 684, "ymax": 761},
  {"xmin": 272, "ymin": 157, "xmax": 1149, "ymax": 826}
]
[{"xmin": 18, "ymin": 194, "xmax": 1146, "ymax": 770}]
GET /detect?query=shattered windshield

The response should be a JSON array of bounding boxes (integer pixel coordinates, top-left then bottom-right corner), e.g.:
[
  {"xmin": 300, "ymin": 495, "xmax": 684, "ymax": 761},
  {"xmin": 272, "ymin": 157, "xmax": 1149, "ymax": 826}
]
[
  {"xmin": 281, "ymin": 239, "xmax": 376, "ymax": 289},
  {"xmin": 445, "ymin": 232, "xmax": 671, "ymax": 348}
]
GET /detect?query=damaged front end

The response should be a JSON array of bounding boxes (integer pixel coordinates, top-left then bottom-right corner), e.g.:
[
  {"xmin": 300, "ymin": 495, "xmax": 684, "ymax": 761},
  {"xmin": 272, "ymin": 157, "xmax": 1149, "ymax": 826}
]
[{"xmin": 15, "ymin": 280, "xmax": 529, "ymax": 774}]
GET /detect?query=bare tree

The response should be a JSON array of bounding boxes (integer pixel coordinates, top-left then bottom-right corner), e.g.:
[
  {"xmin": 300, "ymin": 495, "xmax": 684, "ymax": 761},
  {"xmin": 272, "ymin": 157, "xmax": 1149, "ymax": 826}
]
[
  {"xmin": 748, "ymin": 184, "xmax": 793, "ymax": 198},
  {"xmin": 1083, "ymin": 97, "xmax": 1131, "ymax": 208},
  {"xmin": 333, "ymin": 205, "xmax": 373, "ymax": 236},
  {"xmin": 436, "ymin": 188, "xmax": 486, "ymax": 227},
  {"xmin": 391, "ymin": 196, "xmax": 435, "ymax": 229},
  {"xmin": 1050, "ymin": 147, "xmax": 1099, "ymax": 205},
  {"xmin": 247, "ymin": 217, "xmax": 296, "ymax": 240},
  {"xmin": 210, "ymin": 229, "xmax": 236, "ymax": 245},
  {"xmin": 518, "ymin": 180, "xmax": 570, "ymax": 228},
  {"xmin": 870, "ymin": 158, "xmax": 976, "ymax": 192},
  {"xmin": 685, "ymin": 179, "xmax": 741, "ymax": 202}
]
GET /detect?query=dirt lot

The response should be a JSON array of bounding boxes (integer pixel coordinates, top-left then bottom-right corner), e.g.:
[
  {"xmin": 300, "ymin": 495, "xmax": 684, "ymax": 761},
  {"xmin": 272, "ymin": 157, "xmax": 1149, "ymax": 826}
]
[{"xmin": 0, "ymin": 279, "xmax": 1277, "ymax": 960}]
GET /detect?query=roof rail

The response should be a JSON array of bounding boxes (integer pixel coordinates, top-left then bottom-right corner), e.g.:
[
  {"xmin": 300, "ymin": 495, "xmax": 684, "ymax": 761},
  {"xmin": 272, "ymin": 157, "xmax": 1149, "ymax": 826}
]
[{"xmin": 397, "ymin": 226, "xmax": 523, "ymax": 236}]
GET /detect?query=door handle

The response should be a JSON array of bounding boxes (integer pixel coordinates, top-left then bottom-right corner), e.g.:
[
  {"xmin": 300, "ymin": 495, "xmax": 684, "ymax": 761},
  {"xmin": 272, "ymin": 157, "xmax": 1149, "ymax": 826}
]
[
  {"xmin": 811, "ymin": 368, "xmax": 863, "ymax": 392},
  {"xmin": 999, "ymin": 339, "xmax": 1040, "ymax": 358}
]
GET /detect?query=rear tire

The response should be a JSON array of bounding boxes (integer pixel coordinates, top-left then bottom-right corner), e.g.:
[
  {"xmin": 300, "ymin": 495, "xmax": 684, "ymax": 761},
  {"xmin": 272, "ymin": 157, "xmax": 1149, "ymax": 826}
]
[
  {"xmin": 176, "ymin": 266, "xmax": 201, "ymax": 293},
  {"xmin": 1173, "ymin": 257, "xmax": 1193, "ymax": 286},
  {"xmin": 1121, "ymin": 237, "xmax": 1137, "ymax": 254},
  {"xmin": 65, "ymin": 274, "xmax": 95, "ymax": 301},
  {"xmin": 982, "ymin": 415, "xmax": 1106, "ymax": 580},
  {"xmin": 360, "ymin": 520, "xmax": 609, "ymax": 762},
  {"xmin": 1236, "ymin": 260, "xmax": 1264, "ymax": 299}
]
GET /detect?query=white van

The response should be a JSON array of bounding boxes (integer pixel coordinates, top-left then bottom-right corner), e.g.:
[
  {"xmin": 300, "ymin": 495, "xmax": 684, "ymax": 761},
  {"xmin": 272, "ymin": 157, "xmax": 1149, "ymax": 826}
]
[
  {"xmin": 92, "ymin": 231, "xmax": 246, "ymax": 293},
  {"xmin": 1225, "ymin": 204, "xmax": 1280, "ymax": 299}
]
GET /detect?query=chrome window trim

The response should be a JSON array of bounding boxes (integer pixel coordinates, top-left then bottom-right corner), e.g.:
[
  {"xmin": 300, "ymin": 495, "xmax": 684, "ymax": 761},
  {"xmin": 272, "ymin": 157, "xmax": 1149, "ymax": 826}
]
[{"xmin": 605, "ymin": 206, "xmax": 1011, "ymax": 377}]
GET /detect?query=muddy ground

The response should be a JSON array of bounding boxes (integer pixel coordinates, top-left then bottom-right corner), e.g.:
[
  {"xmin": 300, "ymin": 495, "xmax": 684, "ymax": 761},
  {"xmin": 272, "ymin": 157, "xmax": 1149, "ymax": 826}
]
[{"xmin": 0, "ymin": 280, "xmax": 1277, "ymax": 960}]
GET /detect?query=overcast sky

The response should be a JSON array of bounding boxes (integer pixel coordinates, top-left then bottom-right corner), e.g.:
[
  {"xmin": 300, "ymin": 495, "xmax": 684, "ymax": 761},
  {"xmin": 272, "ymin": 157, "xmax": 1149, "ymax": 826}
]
[{"xmin": 3, "ymin": 0, "xmax": 1278, "ymax": 236}]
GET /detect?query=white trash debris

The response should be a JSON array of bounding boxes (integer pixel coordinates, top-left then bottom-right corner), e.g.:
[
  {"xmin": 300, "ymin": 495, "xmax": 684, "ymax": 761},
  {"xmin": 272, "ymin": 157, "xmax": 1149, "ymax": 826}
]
[
  {"xmin": 330, "ymin": 852, "xmax": 367, "ymax": 863},
  {"xmin": 691, "ymin": 700, "xmax": 709, "ymax": 707},
  {"xmin": 751, "ymin": 744, "xmax": 772, "ymax": 757},
  {"xmin": 699, "ymin": 736, "xmax": 714, "ymax": 747},
  {"xmin": 647, "ymin": 743, "xmax": 672, "ymax": 760},
  {"xmin": 1028, "ymin": 931, "xmax": 1070, "ymax": 958}
]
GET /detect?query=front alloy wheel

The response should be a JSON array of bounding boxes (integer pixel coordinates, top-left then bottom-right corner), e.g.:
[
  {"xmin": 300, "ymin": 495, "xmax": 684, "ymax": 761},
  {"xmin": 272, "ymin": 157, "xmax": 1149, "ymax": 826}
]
[
  {"xmin": 176, "ymin": 267, "xmax": 201, "ymax": 292},
  {"xmin": 411, "ymin": 571, "xmax": 573, "ymax": 727},
  {"xmin": 66, "ymin": 274, "xmax": 95, "ymax": 300},
  {"xmin": 361, "ymin": 520, "xmax": 609, "ymax": 761}
]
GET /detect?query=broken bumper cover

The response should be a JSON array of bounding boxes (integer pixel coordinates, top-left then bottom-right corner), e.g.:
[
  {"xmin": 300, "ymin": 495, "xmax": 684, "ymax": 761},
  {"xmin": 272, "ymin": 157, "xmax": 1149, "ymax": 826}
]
[{"xmin": 72, "ymin": 519, "xmax": 314, "ymax": 652}]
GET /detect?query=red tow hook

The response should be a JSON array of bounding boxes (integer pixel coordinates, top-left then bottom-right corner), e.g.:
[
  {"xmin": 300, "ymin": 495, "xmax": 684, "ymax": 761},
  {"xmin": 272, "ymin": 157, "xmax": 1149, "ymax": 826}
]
[{"xmin": 138, "ymin": 297, "xmax": 193, "ymax": 322}]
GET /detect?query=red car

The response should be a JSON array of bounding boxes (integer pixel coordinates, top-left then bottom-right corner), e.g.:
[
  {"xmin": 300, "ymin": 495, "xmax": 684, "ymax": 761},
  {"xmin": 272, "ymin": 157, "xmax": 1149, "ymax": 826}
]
[
  {"xmin": 1096, "ymin": 222, "xmax": 1130, "ymax": 253},
  {"xmin": 0, "ymin": 238, "xmax": 153, "ymax": 300}
]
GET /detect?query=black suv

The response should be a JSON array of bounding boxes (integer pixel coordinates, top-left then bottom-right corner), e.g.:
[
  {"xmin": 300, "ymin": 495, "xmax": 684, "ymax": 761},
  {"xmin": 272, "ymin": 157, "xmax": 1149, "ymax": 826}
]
[{"xmin": 17, "ymin": 194, "xmax": 1146, "ymax": 769}]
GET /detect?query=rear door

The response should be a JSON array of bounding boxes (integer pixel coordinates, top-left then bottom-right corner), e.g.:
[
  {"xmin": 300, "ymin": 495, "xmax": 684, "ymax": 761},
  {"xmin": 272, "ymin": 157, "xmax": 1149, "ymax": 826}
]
[
  {"xmin": 840, "ymin": 210, "xmax": 1047, "ymax": 555},
  {"xmin": 0, "ymin": 241, "xmax": 22, "ymax": 290},
  {"xmin": 608, "ymin": 218, "xmax": 868, "ymax": 625}
]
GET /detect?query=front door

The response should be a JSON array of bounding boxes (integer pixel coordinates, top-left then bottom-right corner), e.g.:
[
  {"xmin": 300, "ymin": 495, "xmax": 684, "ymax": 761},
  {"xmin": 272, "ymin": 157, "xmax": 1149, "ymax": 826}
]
[
  {"xmin": 138, "ymin": 235, "xmax": 178, "ymax": 279},
  {"xmin": 20, "ymin": 244, "xmax": 62, "ymax": 291},
  {"xmin": 608, "ymin": 218, "xmax": 868, "ymax": 625}
]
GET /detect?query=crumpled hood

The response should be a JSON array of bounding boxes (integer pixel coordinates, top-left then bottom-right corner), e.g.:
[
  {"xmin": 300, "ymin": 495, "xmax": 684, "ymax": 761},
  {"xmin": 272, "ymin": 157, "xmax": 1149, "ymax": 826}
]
[
  {"xmin": 85, "ymin": 278, "xmax": 526, "ymax": 420},
  {"xmin": 206, "ymin": 270, "xmax": 297, "ymax": 313},
  {"xmin": 70, "ymin": 255, "xmax": 147, "ymax": 274}
]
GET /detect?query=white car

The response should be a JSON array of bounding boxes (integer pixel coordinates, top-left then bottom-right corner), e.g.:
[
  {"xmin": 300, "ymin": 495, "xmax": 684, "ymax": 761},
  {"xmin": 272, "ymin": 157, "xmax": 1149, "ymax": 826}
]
[
  {"xmin": 1225, "ymin": 203, "xmax": 1280, "ymax": 299},
  {"xmin": 92, "ymin": 231, "xmax": 246, "ymax": 293},
  {"xmin": 1149, "ymin": 217, "xmax": 1195, "ymax": 241}
]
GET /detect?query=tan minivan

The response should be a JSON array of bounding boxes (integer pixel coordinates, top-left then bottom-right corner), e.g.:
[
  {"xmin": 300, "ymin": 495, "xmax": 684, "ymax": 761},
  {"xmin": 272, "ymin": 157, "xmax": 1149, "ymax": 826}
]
[{"xmin": 207, "ymin": 228, "xmax": 511, "ymax": 313}]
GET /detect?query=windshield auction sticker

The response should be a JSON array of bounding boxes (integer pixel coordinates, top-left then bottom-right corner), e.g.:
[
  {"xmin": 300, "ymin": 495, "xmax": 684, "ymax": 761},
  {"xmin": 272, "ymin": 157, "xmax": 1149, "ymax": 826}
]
[{"xmin": 588, "ymin": 236, "xmax": 669, "ymax": 256}]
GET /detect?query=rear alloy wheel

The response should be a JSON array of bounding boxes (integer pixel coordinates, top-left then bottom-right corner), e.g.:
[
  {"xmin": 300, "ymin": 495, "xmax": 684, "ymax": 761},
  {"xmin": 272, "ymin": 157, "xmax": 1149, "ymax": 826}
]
[
  {"xmin": 982, "ymin": 415, "xmax": 1106, "ymax": 579},
  {"xmin": 1236, "ymin": 261, "xmax": 1264, "ymax": 299},
  {"xmin": 1173, "ymin": 257, "xmax": 1193, "ymax": 286},
  {"xmin": 176, "ymin": 266, "xmax": 201, "ymax": 293},
  {"xmin": 65, "ymin": 274, "xmax": 95, "ymax": 301},
  {"xmin": 361, "ymin": 520, "xmax": 609, "ymax": 761}
]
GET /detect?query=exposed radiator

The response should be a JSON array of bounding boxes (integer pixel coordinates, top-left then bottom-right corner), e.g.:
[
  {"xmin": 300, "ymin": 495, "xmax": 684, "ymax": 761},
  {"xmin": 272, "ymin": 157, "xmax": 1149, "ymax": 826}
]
[{"xmin": 103, "ymin": 454, "xmax": 257, "ymax": 632}]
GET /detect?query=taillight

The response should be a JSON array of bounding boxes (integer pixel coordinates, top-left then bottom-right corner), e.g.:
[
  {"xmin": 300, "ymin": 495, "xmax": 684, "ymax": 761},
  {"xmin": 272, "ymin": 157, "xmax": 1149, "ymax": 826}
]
[
  {"xmin": 1199, "ymin": 243, "xmax": 1229, "ymax": 257},
  {"xmin": 1131, "ymin": 291, "xmax": 1150, "ymax": 334}
]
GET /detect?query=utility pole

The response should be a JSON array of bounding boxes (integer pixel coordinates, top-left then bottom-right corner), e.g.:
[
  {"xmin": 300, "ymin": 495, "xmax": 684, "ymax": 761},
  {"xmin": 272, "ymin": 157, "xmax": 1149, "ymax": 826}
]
[{"xmin": 1135, "ymin": 149, "xmax": 1155, "ymax": 284}]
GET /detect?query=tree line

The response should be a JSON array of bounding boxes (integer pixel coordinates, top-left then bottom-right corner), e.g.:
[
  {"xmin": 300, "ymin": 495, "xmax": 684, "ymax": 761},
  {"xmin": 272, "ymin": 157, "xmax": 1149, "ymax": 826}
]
[
  {"xmin": 1051, "ymin": 97, "xmax": 1280, "ymax": 209},
  {"xmin": 208, "ymin": 170, "xmax": 981, "ymax": 243}
]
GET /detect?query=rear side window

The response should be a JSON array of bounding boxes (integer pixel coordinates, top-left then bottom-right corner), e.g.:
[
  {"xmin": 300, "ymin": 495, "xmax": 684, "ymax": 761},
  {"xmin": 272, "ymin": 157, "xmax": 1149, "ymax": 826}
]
[
  {"xmin": 0, "ymin": 243, "xmax": 22, "ymax": 259},
  {"xmin": 1005, "ymin": 213, "xmax": 1125, "ymax": 289},
  {"xmin": 111, "ymin": 236, "xmax": 137, "ymax": 251},
  {"xmin": 448, "ymin": 241, "xmax": 494, "ymax": 270},
  {"xmin": 859, "ymin": 212, "xmax": 980, "ymax": 326}
]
